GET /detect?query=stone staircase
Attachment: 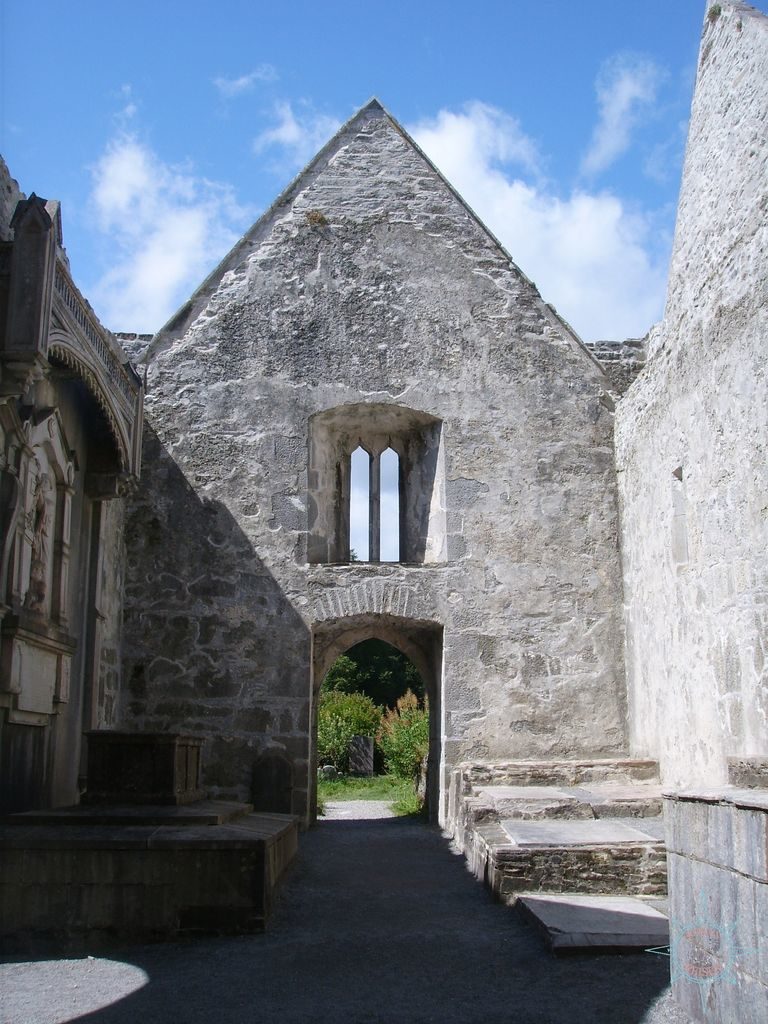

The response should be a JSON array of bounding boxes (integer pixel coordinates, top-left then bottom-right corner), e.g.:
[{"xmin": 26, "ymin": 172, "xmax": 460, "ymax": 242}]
[{"xmin": 449, "ymin": 759, "xmax": 669, "ymax": 950}]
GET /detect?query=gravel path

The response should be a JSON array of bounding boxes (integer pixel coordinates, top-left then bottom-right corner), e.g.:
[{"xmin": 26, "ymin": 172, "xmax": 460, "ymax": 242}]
[
  {"xmin": 322, "ymin": 799, "xmax": 397, "ymax": 819},
  {"xmin": 0, "ymin": 807, "xmax": 693, "ymax": 1024}
]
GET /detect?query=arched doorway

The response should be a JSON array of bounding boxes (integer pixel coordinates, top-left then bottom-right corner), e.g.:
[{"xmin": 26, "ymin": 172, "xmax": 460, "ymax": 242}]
[{"xmin": 310, "ymin": 615, "xmax": 443, "ymax": 823}]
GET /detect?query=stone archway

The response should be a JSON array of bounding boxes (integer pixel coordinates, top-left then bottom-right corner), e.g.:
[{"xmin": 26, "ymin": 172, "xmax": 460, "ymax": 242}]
[{"xmin": 311, "ymin": 614, "xmax": 443, "ymax": 823}]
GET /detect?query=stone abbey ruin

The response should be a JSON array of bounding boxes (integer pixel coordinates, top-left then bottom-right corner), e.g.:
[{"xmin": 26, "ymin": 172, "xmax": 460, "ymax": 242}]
[{"xmin": 0, "ymin": 3, "xmax": 766, "ymax": 1020}]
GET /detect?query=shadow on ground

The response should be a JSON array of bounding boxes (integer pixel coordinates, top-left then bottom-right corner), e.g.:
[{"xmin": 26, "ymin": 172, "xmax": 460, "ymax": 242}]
[{"xmin": 0, "ymin": 816, "xmax": 692, "ymax": 1024}]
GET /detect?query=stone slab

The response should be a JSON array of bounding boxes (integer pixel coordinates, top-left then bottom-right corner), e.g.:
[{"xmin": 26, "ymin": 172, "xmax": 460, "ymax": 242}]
[
  {"xmin": 572, "ymin": 784, "xmax": 664, "ymax": 803},
  {"xmin": 501, "ymin": 818, "xmax": 661, "ymax": 847},
  {"xmin": 479, "ymin": 784, "xmax": 664, "ymax": 804},
  {"xmin": 461, "ymin": 760, "xmax": 660, "ymax": 789},
  {"xmin": 0, "ymin": 812, "xmax": 298, "ymax": 850},
  {"xmin": 476, "ymin": 786, "xmax": 574, "ymax": 801},
  {"xmin": 3, "ymin": 800, "xmax": 254, "ymax": 827},
  {"xmin": 517, "ymin": 893, "xmax": 670, "ymax": 950},
  {"xmin": 665, "ymin": 786, "xmax": 768, "ymax": 812},
  {"xmin": 473, "ymin": 784, "xmax": 663, "ymax": 821}
]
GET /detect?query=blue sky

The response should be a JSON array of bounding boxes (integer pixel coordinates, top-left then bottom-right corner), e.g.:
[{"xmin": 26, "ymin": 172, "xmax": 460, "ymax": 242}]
[{"xmin": 0, "ymin": 0, "xmax": 747, "ymax": 344}]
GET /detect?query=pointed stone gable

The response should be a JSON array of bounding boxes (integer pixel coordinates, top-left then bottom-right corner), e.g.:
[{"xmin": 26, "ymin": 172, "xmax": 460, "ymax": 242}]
[{"xmin": 150, "ymin": 100, "xmax": 602, "ymax": 393}]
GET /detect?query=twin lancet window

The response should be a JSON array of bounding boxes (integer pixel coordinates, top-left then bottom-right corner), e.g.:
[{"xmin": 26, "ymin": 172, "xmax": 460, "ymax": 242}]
[
  {"xmin": 350, "ymin": 445, "xmax": 400, "ymax": 562},
  {"xmin": 307, "ymin": 403, "xmax": 446, "ymax": 566}
]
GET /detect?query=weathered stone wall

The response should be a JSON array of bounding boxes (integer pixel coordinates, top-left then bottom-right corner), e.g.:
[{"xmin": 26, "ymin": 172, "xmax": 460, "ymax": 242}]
[
  {"xmin": 0, "ymin": 157, "xmax": 22, "ymax": 242},
  {"xmin": 616, "ymin": 1, "xmax": 768, "ymax": 787},
  {"xmin": 124, "ymin": 102, "xmax": 628, "ymax": 823},
  {"xmin": 584, "ymin": 337, "xmax": 646, "ymax": 397}
]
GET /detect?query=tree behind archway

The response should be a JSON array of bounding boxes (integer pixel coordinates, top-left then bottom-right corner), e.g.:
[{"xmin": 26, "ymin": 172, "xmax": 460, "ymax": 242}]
[{"xmin": 322, "ymin": 638, "xmax": 424, "ymax": 708}]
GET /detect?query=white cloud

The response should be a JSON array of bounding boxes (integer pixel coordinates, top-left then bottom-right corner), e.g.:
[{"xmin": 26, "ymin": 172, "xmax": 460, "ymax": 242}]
[
  {"xmin": 581, "ymin": 54, "xmax": 662, "ymax": 177},
  {"xmin": 253, "ymin": 101, "xmax": 341, "ymax": 171},
  {"xmin": 410, "ymin": 103, "xmax": 668, "ymax": 341},
  {"xmin": 213, "ymin": 65, "xmax": 278, "ymax": 98},
  {"xmin": 87, "ymin": 134, "xmax": 252, "ymax": 332},
  {"xmin": 414, "ymin": 102, "xmax": 541, "ymax": 178}
]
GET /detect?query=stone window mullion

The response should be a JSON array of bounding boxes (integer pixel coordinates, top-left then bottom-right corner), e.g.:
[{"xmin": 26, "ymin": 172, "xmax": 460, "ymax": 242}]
[{"xmin": 369, "ymin": 450, "xmax": 381, "ymax": 563}]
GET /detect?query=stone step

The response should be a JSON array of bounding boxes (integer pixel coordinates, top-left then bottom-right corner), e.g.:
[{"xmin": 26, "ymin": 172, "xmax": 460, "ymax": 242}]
[
  {"xmin": 463, "ymin": 783, "xmax": 664, "ymax": 828},
  {"xmin": 466, "ymin": 817, "xmax": 667, "ymax": 901},
  {"xmin": 460, "ymin": 758, "xmax": 660, "ymax": 790},
  {"xmin": 515, "ymin": 893, "xmax": 670, "ymax": 952}
]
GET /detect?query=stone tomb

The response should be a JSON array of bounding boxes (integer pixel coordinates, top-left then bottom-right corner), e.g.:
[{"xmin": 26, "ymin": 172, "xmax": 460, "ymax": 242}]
[
  {"xmin": 0, "ymin": 732, "xmax": 298, "ymax": 951},
  {"xmin": 83, "ymin": 731, "xmax": 205, "ymax": 805}
]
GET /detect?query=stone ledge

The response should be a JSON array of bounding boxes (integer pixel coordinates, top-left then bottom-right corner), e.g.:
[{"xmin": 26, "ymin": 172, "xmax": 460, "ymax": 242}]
[
  {"xmin": 664, "ymin": 786, "xmax": 768, "ymax": 812},
  {"xmin": 459, "ymin": 759, "xmax": 660, "ymax": 789},
  {"xmin": 3, "ymin": 799, "xmax": 254, "ymax": 827},
  {"xmin": 0, "ymin": 813, "xmax": 297, "ymax": 851}
]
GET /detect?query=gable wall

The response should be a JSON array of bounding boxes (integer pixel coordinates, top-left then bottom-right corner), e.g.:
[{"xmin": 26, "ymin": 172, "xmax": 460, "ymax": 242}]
[{"xmin": 124, "ymin": 107, "xmax": 628, "ymax": 822}]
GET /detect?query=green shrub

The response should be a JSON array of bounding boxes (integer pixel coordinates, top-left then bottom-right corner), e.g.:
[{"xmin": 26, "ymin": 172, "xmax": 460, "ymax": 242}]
[
  {"xmin": 317, "ymin": 690, "xmax": 382, "ymax": 773},
  {"xmin": 377, "ymin": 690, "xmax": 429, "ymax": 781}
]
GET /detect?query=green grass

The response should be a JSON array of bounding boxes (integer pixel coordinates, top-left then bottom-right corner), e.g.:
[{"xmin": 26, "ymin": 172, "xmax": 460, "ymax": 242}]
[{"xmin": 317, "ymin": 773, "xmax": 424, "ymax": 817}]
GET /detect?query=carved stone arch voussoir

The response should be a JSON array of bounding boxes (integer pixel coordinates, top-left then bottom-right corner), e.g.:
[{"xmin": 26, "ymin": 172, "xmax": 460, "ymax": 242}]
[
  {"xmin": 312, "ymin": 581, "xmax": 435, "ymax": 625},
  {"xmin": 47, "ymin": 336, "xmax": 130, "ymax": 472},
  {"xmin": 311, "ymin": 583, "xmax": 442, "ymax": 680}
]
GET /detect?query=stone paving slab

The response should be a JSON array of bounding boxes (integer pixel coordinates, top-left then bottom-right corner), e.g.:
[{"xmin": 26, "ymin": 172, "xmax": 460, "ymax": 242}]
[
  {"xmin": 501, "ymin": 818, "xmax": 662, "ymax": 847},
  {"xmin": 517, "ymin": 893, "xmax": 670, "ymax": 951}
]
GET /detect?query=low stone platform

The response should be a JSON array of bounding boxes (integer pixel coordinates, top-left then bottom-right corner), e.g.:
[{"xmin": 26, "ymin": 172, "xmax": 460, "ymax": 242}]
[
  {"xmin": 465, "ymin": 814, "xmax": 667, "ymax": 900},
  {"xmin": 0, "ymin": 801, "xmax": 298, "ymax": 953},
  {"xmin": 449, "ymin": 759, "xmax": 663, "ymax": 851},
  {"xmin": 516, "ymin": 893, "xmax": 670, "ymax": 951},
  {"xmin": 452, "ymin": 759, "xmax": 668, "ymax": 952}
]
